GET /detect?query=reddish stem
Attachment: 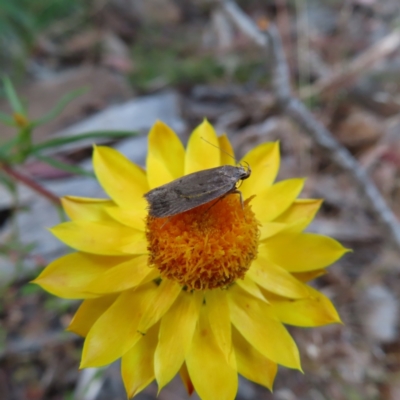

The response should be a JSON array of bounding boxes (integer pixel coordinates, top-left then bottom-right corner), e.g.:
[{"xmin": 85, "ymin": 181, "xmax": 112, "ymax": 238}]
[{"xmin": 1, "ymin": 164, "xmax": 61, "ymax": 206}]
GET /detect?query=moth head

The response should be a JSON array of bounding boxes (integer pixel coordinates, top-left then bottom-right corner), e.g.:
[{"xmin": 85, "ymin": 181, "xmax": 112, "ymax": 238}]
[{"xmin": 239, "ymin": 161, "xmax": 251, "ymax": 181}]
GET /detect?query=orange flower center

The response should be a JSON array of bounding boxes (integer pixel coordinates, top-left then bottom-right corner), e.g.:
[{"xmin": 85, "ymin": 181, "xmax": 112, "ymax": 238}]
[{"xmin": 146, "ymin": 195, "xmax": 260, "ymax": 290}]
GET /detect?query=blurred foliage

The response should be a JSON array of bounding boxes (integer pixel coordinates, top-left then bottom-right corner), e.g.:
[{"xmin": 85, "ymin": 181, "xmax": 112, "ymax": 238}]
[
  {"xmin": 130, "ymin": 26, "xmax": 270, "ymax": 90},
  {"xmin": 0, "ymin": 0, "xmax": 84, "ymax": 74},
  {"xmin": 1, "ymin": 0, "xmax": 270, "ymax": 89},
  {"xmin": 0, "ymin": 77, "xmax": 138, "ymax": 168},
  {"xmin": 44, "ymin": 297, "xmax": 74, "ymax": 314},
  {"xmin": 0, "ymin": 0, "xmax": 82, "ymax": 45},
  {"xmin": 130, "ymin": 44, "xmax": 225, "ymax": 90}
]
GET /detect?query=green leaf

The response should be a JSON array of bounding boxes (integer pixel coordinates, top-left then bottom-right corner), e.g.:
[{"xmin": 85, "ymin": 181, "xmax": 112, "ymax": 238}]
[
  {"xmin": 0, "ymin": 149, "xmax": 8, "ymax": 162},
  {"xmin": 21, "ymin": 283, "xmax": 43, "ymax": 295},
  {"xmin": 31, "ymin": 88, "xmax": 88, "ymax": 128},
  {"xmin": 2, "ymin": 76, "xmax": 26, "ymax": 115},
  {"xmin": 16, "ymin": 126, "xmax": 34, "ymax": 162},
  {"xmin": 0, "ymin": 241, "xmax": 35, "ymax": 254},
  {"xmin": 0, "ymin": 111, "xmax": 15, "ymax": 127},
  {"xmin": 30, "ymin": 130, "xmax": 139, "ymax": 153},
  {"xmin": 0, "ymin": 136, "xmax": 19, "ymax": 162},
  {"xmin": 0, "ymin": 170, "xmax": 16, "ymax": 193},
  {"xmin": 34, "ymin": 154, "xmax": 95, "ymax": 178}
]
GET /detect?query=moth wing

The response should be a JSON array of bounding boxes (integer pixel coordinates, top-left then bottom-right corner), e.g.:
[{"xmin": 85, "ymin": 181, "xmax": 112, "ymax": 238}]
[
  {"xmin": 147, "ymin": 182, "xmax": 234, "ymax": 217},
  {"xmin": 144, "ymin": 166, "xmax": 241, "ymax": 218},
  {"xmin": 171, "ymin": 167, "xmax": 240, "ymax": 197}
]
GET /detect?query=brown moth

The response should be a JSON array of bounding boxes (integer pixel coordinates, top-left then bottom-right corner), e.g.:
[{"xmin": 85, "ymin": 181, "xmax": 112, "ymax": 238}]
[{"xmin": 144, "ymin": 164, "xmax": 251, "ymax": 218}]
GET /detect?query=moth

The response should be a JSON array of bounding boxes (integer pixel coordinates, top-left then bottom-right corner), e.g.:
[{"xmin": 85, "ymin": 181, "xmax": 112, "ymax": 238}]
[{"xmin": 144, "ymin": 164, "xmax": 251, "ymax": 218}]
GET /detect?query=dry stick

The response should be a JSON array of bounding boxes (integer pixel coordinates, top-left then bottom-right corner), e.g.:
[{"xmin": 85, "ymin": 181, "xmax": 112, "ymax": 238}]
[
  {"xmin": 300, "ymin": 29, "xmax": 400, "ymax": 99},
  {"xmin": 1, "ymin": 164, "xmax": 61, "ymax": 206},
  {"xmin": 221, "ymin": 0, "xmax": 400, "ymax": 249},
  {"xmin": 222, "ymin": 0, "xmax": 267, "ymax": 46}
]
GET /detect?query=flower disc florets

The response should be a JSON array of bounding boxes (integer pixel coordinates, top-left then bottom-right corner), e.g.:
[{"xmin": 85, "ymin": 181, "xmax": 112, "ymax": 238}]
[{"xmin": 146, "ymin": 195, "xmax": 260, "ymax": 290}]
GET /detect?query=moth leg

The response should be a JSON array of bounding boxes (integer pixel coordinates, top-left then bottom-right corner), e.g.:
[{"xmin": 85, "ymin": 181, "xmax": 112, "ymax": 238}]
[
  {"xmin": 231, "ymin": 189, "xmax": 247, "ymax": 221},
  {"xmin": 231, "ymin": 189, "xmax": 244, "ymax": 209},
  {"xmin": 160, "ymin": 215, "xmax": 175, "ymax": 229},
  {"xmin": 201, "ymin": 194, "xmax": 227, "ymax": 216},
  {"xmin": 201, "ymin": 186, "xmax": 238, "ymax": 215},
  {"xmin": 201, "ymin": 189, "xmax": 247, "ymax": 218}
]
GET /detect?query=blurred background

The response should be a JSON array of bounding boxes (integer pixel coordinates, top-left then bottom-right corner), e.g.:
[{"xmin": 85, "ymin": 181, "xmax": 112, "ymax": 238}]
[{"xmin": 1, "ymin": 0, "xmax": 400, "ymax": 399}]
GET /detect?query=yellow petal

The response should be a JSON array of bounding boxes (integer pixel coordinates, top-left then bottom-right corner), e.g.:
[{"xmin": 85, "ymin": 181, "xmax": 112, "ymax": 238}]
[
  {"xmin": 240, "ymin": 142, "xmax": 280, "ymax": 198},
  {"xmin": 205, "ymin": 290, "xmax": 233, "ymax": 365},
  {"xmin": 236, "ymin": 275, "xmax": 268, "ymax": 302},
  {"xmin": 120, "ymin": 239, "xmax": 149, "ymax": 255},
  {"xmin": 61, "ymin": 196, "xmax": 114, "ymax": 222},
  {"xmin": 93, "ymin": 146, "xmax": 148, "ymax": 209},
  {"xmin": 228, "ymin": 285, "xmax": 301, "ymax": 370},
  {"xmin": 50, "ymin": 221, "xmax": 144, "ymax": 255},
  {"xmin": 179, "ymin": 363, "xmax": 194, "ymax": 396},
  {"xmin": 248, "ymin": 253, "xmax": 309, "ymax": 299},
  {"xmin": 269, "ymin": 285, "xmax": 341, "ymax": 327},
  {"xmin": 81, "ymin": 283, "xmax": 156, "ymax": 367},
  {"xmin": 105, "ymin": 206, "xmax": 146, "ymax": 231},
  {"xmin": 121, "ymin": 322, "xmax": 159, "ymax": 398},
  {"xmin": 260, "ymin": 232, "xmax": 350, "ymax": 272},
  {"xmin": 136, "ymin": 279, "xmax": 182, "ymax": 334},
  {"xmin": 139, "ymin": 269, "xmax": 161, "ymax": 285},
  {"xmin": 251, "ymin": 178, "xmax": 305, "ymax": 223},
  {"xmin": 186, "ymin": 305, "xmax": 238, "ymax": 400},
  {"xmin": 218, "ymin": 134, "xmax": 235, "ymax": 166},
  {"xmin": 67, "ymin": 294, "xmax": 118, "ymax": 336},
  {"xmin": 259, "ymin": 222, "xmax": 287, "ymax": 241},
  {"xmin": 232, "ymin": 326, "xmax": 277, "ymax": 390},
  {"xmin": 274, "ymin": 199, "xmax": 323, "ymax": 231},
  {"xmin": 292, "ymin": 269, "xmax": 327, "ymax": 282},
  {"xmin": 32, "ymin": 253, "xmax": 127, "ymax": 299},
  {"xmin": 154, "ymin": 291, "xmax": 203, "ymax": 390},
  {"xmin": 185, "ymin": 119, "xmax": 220, "ymax": 174},
  {"xmin": 84, "ymin": 255, "xmax": 154, "ymax": 294},
  {"xmin": 147, "ymin": 120, "xmax": 185, "ymax": 189}
]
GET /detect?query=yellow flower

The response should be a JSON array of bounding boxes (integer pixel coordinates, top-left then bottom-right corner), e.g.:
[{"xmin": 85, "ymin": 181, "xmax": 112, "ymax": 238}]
[{"xmin": 34, "ymin": 120, "xmax": 349, "ymax": 399}]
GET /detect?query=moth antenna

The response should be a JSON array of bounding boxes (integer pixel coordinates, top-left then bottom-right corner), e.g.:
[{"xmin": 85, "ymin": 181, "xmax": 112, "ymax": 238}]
[
  {"xmin": 200, "ymin": 137, "xmax": 237, "ymax": 164},
  {"xmin": 242, "ymin": 160, "xmax": 251, "ymax": 173}
]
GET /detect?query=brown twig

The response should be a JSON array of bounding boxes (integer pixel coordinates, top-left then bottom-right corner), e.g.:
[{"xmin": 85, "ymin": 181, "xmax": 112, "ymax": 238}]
[
  {"xmin": 222, "ymin": 0, "xmax": 267, "ymax": 46},
  {"xmin": 221, "ymin": 0, "xmax": 400, "ymax": 250},
  {"xmin": 1, "ymin": 164, "xmax": 61, "ymax": 206},
  {"xmin": 299, "ymin": 28, "xmax": 400, "ymax": 99}
]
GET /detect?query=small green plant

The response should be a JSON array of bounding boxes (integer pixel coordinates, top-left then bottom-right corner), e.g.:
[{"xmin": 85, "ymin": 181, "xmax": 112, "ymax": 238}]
[
  {"xmin": 0, "ymin": 77, "xmax": 138, "ymax": 194},
  {"xmin": 0, "ymin": 77, "xmax": 138, "ymax": 275}
]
